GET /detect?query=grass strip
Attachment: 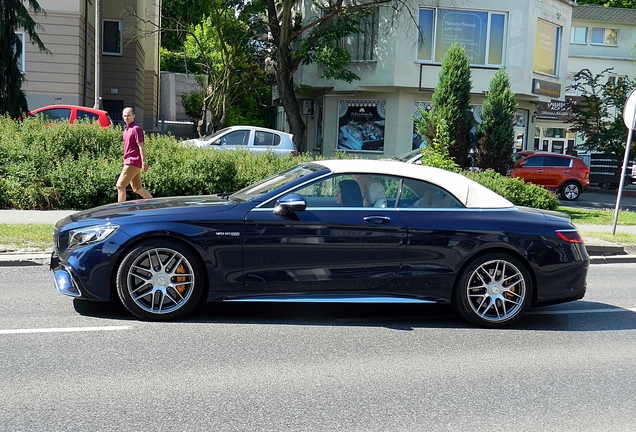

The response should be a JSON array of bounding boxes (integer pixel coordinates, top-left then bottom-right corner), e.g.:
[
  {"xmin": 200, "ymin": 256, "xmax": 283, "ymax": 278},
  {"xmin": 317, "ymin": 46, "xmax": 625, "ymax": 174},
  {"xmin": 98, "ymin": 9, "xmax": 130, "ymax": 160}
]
[{"xmin": 0, "ymin": 224, "xmax": 54, "ymax": 251}]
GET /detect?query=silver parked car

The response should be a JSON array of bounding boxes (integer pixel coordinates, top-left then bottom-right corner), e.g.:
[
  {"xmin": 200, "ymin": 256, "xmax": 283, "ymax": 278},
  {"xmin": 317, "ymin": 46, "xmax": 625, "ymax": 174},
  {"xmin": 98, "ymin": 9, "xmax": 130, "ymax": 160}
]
[{"xmin": 181, "ymin": 126, "xmax": 297, "ymax": 156}]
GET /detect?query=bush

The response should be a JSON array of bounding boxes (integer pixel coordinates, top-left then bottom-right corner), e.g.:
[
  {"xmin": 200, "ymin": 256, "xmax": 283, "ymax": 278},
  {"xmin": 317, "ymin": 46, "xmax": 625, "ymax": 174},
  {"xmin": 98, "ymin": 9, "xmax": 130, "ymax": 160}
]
[
  {"xmin": 0, "ymin": 115, "xmax": 558, "ymax": 211},
  {"xmin": 464, "ymin": 169, "xmax": 560, "ymax": 210},
  {"xmin": 0, "ymin": 116, "xmax": 315, "ymax": 210}
]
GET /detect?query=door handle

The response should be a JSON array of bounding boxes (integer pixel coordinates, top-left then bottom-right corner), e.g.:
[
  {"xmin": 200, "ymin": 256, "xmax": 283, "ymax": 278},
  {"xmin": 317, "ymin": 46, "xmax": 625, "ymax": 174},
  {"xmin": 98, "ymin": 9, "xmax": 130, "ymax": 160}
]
[
  {"xmin": 536, "ymin": 169, "xmax": 544, "ymax": 173},
  {"xmin": 364, "ymin": 216, "xmax": 391, "ymax": 224}
]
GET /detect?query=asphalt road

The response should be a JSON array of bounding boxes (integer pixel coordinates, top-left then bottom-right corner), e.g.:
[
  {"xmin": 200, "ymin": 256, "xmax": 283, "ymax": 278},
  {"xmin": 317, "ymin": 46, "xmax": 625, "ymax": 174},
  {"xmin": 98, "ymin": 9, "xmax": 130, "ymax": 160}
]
[{"xmin": 2, "ymin": 264, "xmax": 636, "ymax": 431}]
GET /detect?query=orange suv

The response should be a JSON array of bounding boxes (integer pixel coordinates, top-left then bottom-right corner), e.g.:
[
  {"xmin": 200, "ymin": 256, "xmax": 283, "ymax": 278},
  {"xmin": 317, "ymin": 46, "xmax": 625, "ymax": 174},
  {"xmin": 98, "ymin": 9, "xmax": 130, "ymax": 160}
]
[{"xmin": 510, "ymin": 151, "xmax": 590, "ymax": 201}]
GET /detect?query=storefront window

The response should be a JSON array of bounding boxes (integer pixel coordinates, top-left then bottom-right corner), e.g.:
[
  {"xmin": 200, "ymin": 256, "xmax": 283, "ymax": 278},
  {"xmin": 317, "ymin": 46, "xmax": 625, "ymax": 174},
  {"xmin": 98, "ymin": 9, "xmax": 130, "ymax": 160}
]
[{"xmin": 337, "ymin": 100, "xmax": 386, "ymax": 153}]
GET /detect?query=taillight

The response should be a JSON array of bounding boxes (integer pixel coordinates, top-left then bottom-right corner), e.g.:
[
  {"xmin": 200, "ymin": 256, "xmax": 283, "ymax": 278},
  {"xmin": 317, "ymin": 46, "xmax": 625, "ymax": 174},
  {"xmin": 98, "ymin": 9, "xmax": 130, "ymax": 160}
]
[{"xmin": 556, "ymin": 230, "xmax": 584, "ymax": 243}]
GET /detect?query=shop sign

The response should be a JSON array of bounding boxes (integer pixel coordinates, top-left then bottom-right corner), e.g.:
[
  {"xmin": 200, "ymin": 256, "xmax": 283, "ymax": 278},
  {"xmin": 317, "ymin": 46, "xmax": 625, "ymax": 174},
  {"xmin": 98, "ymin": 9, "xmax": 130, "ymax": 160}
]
[
  {"xmin": 535, "ymin": 100, "xmax": 572, "ymax": 121},
  {"xmin": 532, "ymin": 78, "xmax": 561, "ymax": 98}
]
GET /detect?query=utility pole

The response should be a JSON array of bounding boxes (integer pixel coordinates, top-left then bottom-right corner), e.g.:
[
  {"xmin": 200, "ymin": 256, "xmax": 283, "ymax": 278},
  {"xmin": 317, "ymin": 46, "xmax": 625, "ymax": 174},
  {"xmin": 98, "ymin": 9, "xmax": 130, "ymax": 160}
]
[{"xmin": 93, "ymin": 0, "xmax": 102, "ymax": 109}]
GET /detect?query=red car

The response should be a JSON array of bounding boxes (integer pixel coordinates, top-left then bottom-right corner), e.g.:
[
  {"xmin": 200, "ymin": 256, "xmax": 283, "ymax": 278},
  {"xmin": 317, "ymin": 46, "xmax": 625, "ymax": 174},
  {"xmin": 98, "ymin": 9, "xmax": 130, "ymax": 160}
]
[
  {"xmin": 29, "ymin": 104, "xmax": 112, "ymax": 129},
  {"xmin": 510, "ymin": 151, "xmax": 590, "ymax": 201}
]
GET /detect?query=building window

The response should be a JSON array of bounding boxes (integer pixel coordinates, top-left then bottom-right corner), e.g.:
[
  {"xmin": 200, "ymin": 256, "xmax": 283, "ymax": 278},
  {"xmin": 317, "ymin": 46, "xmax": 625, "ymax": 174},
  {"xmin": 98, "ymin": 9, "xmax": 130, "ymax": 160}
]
[
  {"xmin": 607, "ymin": 75, "xmax": 627, "ymax": 96},
  {"xmin": 533, "ymin": 19, "xmax": 561, "ymax": 77},
  {"xmin": 591, "ymin": 28, "xmax": 618, "ymax": 46},
  {"xmin": 103, "ymin": 20, "xmax": 122, "ymax": 55},
  {"xmin": 16, "ymin": 32, "xmax": 25, "ymax": 73},
  {"xmin": 343, "ymin": 10, "xmax": 378, "ymax": 61},
  {"xmin": 570, "ymin": 26, "xmax": 587, "ymax": 44},
  {"xmin": 417, "ymin": 8, "xmax": 506, "ymax": 67}
]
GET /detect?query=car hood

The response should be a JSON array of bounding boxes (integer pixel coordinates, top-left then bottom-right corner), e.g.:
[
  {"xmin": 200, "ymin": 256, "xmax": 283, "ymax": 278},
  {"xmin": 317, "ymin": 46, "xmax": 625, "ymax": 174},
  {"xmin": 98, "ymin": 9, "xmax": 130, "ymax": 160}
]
[{"xmin": 66, "ymin": 195, "xmax": 233, "ymax": 224}]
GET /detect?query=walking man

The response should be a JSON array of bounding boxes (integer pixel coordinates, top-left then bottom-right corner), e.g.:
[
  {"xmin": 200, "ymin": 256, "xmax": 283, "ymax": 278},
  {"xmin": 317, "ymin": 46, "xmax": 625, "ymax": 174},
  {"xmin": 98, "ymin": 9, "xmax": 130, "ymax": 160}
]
[{"xmin": 116, "ymin": 107, "xmax": 153, "ymax": 202}]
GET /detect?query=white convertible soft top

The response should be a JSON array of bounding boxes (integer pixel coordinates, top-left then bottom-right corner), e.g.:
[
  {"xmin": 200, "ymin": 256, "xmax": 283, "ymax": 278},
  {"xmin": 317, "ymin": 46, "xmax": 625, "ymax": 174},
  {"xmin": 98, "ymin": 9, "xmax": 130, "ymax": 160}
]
[{"xmin": 314, "ymin": 159, "xmax": 514, "ymax": 209}]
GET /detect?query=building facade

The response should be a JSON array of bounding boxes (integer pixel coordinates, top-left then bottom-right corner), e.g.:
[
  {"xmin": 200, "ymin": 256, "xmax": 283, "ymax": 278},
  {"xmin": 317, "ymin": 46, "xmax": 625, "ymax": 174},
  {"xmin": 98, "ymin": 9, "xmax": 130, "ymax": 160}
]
[
  {"xmin": 19, "ymin": 0, "xmax": 161, "ymax": 130},
  {"xmin": 290, "ymin": 0, "xmax": 636, "ymax": 158}
]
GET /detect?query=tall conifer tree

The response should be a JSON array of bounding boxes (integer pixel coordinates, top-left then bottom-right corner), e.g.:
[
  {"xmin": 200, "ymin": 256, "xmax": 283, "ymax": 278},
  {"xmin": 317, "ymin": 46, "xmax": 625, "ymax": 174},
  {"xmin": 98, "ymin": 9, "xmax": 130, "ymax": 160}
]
[
  {"xmin": 0, "ymin": 0, "xmax": 48, "ymax": 117},
  {"xmin": 416, "ymin": 42, "xmax": 474, "ymax": 168},
  {"xmin": 476, "ymin": 68, "xmax": 518, "ymax": 175}
]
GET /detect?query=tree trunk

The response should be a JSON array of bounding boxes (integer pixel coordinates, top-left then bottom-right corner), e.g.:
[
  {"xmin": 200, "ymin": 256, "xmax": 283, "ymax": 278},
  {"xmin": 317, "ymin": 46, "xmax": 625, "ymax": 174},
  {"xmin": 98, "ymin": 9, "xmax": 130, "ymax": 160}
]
[{"xmin": 274, "ymin": 49, "xmax": 306, "ymax": 152}]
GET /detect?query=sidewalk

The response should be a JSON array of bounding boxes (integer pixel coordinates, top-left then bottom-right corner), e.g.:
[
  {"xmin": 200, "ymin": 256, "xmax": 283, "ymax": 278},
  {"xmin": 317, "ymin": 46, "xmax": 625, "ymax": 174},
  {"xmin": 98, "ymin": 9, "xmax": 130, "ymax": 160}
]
[{"xmin": 1, "ymin": 206, "xmax": 635, "ymax": 267}]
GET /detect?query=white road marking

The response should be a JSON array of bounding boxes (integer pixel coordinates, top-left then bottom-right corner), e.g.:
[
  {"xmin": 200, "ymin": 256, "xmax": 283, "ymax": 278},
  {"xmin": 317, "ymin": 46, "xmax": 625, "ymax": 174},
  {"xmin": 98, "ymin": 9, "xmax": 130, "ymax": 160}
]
[{"xmin": 0, "ymin": 326, "xmax": 130, "ymax": 335}]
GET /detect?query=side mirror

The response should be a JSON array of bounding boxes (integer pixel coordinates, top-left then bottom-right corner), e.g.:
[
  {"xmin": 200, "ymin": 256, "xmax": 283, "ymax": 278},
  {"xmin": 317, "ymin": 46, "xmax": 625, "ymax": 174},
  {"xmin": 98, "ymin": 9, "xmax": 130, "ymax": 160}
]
[{"xmin": 274, "ymin": 193, "xmax": 306, "ymax": 216}]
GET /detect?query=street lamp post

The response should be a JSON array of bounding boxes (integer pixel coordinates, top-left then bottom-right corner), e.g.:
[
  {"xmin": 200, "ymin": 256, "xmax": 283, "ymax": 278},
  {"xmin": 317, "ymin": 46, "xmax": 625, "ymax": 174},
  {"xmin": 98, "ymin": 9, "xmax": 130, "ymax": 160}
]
[{"xmin": 93, "ymin": 0, "xmax": 102, "ymax": 110}]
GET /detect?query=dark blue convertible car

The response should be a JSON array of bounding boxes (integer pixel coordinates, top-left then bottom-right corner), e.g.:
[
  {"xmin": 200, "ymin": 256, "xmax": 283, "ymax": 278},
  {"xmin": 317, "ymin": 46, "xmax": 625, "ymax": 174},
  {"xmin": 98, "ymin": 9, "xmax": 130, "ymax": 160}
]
[{"xmin": 51, "ymin": 159, "xmax": 589, "ymax": 327}]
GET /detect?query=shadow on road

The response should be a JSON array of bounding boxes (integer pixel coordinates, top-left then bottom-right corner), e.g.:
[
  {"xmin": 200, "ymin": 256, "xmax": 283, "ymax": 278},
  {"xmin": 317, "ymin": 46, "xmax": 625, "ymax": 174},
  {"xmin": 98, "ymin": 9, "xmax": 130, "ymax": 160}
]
[{"xmin": 73, "ymin": 299, "xmax": 636, "ymax": 331}]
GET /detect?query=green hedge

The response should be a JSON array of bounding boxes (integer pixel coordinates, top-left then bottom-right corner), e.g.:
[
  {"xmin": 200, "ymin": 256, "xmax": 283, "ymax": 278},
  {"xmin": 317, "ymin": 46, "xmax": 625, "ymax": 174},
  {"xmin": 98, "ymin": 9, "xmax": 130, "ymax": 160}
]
[
  {"xmin": 0, "ymin": 116, "xmax": 314, "ymax": 210},
  {"xmin": 463, "ymin": 169, "xmax": 560, "ymax": 210},
  {"xmin": 0, "ymin": 116, "xmax": 559, "ymax": 211}
]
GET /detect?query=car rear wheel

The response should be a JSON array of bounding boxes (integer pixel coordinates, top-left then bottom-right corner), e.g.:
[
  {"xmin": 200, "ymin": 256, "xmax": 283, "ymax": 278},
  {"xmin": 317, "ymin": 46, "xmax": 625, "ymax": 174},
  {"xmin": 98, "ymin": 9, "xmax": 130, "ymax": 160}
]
[
  {"xmin": 116, "ymin": 240, "xmax": 204, "ymax": 320},
  {"xmin": 560, "ymin": 181, "xmax": 581, "ymax": 201},
  {"xmin": 454, "ymin": 253, "xmax": 532, "ymax": 328}
]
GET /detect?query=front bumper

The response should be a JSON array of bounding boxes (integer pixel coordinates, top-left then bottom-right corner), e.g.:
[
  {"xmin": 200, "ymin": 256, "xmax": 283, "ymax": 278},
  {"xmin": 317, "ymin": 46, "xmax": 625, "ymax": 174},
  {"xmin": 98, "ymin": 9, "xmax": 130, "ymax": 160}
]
[{"xmin": 51, "ymin": 252, "xmax": 81, "ymax": 297}]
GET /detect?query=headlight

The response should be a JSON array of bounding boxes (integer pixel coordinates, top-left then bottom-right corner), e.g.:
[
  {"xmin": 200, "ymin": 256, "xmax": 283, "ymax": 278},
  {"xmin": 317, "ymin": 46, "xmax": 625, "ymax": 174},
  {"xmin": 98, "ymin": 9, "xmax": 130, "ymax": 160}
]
[{"xmin": 68, "ymin": 224, "xmax": 119, "ymax": 248}]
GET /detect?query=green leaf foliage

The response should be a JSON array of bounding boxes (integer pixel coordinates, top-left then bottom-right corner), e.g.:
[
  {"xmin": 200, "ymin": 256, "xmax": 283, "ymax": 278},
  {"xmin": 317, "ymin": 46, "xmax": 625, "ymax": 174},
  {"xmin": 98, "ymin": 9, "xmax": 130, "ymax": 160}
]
[
  {"xmin": 567, "ymin": 68, "xmax": 635, "ymax": 158},
  {"xmin": 476, "ymin": 68, "xmax": 518, "ymax": 175},
  {"xmin": 464, "ymin": 169, "xmax": 560, "ymax": 210},
  {"xmin": 0, "ymin": 0, "xmax": 49, "ymax": 117},
  {"xmin": 0, "ymin": 116, "xmax": 314, "ymax": 210},
  {"xmin": 0, "ymin": 116, "xmax": 558, "ymax": 212},
  {"xmin": 415, "ymin": 43, "xmax": 474, "ymax": 168}
]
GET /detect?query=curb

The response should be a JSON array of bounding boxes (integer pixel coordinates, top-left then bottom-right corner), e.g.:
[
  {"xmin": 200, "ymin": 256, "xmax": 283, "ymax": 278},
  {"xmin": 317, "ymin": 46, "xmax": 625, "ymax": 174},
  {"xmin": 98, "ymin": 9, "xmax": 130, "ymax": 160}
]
[
  {"xmin": 0, "ymin": 252, "xmax": 51, "ymax": 267},
  {"xmin": 589, "ymin": 255, "xmax": 636, "ymax": 264}
]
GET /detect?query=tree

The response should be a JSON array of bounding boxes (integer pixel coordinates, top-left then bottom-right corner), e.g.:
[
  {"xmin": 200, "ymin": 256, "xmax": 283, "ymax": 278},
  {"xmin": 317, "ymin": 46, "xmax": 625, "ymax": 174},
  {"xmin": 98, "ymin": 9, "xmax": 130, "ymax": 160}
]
[
  {"xmin": 419, "ymin": 117, "xmax": 460, "ymax": 172},
  {"xmin": 261, "ymin": 0, "xmax": 395, "ymax": 152},
  {"xmin": 567, "ymin": 68, "xmax": 635, "ymax": 157},
  {"xmin": 161, "ymin": 0, "xmax": 214, "ymax": 52},
  {"xmin": 145, "ymin": 0, "xmax": 272, "ymax": 133},
  {"xmin": 183, "ymin": 11, "xmax": 266, "ymax": 132},
  {"xmin": 576, "ymin": 0, "xmax": 636, "ymax": 7},
  {"xmin": 0, "ymin": 0, "xmax": 49, "ymax": 117},
  {"xmin": 414, "ymin": 43, "xmax": 473, "ymax": 168},
  {"xmin": 475, "ymin": 68, "xmax": 518, "ymax": 175}
]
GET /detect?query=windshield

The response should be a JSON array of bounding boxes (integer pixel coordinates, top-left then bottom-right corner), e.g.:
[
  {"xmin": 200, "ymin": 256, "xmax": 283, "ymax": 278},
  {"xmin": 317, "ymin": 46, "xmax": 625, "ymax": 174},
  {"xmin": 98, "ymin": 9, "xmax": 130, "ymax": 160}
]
[
  {"xmin": 511, "ymin": 152, "xmax": 531, "ymax": 164},
  {"xmin": 199, "ymin": 127, "xmax": 231, "ymax": 143},
  {"xmin": 394, "ymin": 149, "xmax": 422, "ymax": 162},
  {"xmin": 230, "ymin": 163, "xmax": 325, "ymax": 202}
]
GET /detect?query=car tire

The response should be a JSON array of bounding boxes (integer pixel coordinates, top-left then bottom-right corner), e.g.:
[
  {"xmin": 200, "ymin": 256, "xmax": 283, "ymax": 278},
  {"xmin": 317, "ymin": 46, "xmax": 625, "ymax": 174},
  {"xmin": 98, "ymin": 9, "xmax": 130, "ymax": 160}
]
[
  {"xmin": 560, "ymin": 181, "xmax": 581, "ymax": 201},
  {"xmin": 454, "ymin": 253, "xmax": 532, "ymax": 328},
  {"xmin": 116, "ymin": 240, "xmax": 204, "ymax": 320}
]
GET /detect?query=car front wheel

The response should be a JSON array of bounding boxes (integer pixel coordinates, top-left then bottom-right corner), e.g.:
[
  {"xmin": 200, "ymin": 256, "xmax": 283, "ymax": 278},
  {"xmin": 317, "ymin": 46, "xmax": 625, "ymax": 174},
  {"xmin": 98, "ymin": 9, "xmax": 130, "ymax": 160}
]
[
  {"xmin": 560, "ymin": 181, "xmax": 581, "ymax": 201},
  {"xmin": 116, "ymin": 240, "xmax": 204, "ymax": 320},
  {"xmin": 454, "ymin": 253, "xmax": 532, "ymax": 328}
]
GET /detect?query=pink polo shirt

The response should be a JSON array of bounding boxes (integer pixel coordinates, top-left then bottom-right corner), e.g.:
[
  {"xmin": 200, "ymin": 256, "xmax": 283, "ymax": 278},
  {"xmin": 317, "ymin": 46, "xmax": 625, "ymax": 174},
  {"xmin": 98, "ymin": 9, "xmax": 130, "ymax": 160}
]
[{"xmin": 123, "ymin": 122, "xmax": 144, "ymax": 168}]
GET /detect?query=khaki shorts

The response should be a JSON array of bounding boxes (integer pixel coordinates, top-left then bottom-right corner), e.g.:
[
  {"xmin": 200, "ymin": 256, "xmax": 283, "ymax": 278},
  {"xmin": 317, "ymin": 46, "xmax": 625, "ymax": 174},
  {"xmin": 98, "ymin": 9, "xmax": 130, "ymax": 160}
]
[{"xmin": 116, "ymin": 165, "xmax": 143, "ymax": 192}]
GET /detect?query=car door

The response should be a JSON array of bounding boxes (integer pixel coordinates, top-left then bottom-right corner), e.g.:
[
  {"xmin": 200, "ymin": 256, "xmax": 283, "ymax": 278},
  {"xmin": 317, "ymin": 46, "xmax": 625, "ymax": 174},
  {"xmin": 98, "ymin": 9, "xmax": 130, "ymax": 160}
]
[
  {"xmin": 513, "ymin": 156, "xmax": 548, "ymax": 187},
  {"xmin": 542, "ymin": 156, "xmax": 572, "ymax": 189},
  {"xmin": 241, "ymin": 174, "xmax": 407, "ymax": 292},
  {"xmin": 396, "ymin": 179, "xmax": 473, "ymax": 301},
  {"xmin": 250, "ymin": 130, "xmax": 278, "ymax": 154},
  {"xmin": 219, "ymin": 129, "xmax": 250, "ymax": 147}
]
